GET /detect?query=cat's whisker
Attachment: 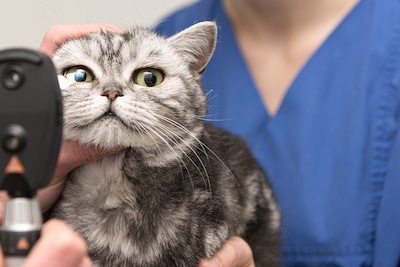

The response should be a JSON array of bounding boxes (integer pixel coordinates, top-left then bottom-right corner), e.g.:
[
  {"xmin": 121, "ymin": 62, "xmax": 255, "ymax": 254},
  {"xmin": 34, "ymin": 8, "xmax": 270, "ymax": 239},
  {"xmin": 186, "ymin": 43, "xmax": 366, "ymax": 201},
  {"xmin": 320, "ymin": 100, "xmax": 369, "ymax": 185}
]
[
  {"xmin": 148, "ymin": 118, "xmax": 213, "ymax": 194},
  {"xmin": 126, "ymin": 107, "xmax": 182, "ymax": 160},
  {"xmin": 201, "ymin": 116, "xmax": 232, "ymax": 123},
  {"xmin": 135, "ymin": 119, "xmax": 162, "ymax": 152},
  {"xmin": 138, "ymin": 121, "xmax": 195, "ymax": 191},
  {"xmin": 142, "ymin": 118, "xmax": 200, "ymax": 186},
  {"xmin": 130, "ymin": 109, "xmax": 191, "ymax": 173},
  {"xmin": 153, "ymin": 114, "xmax": 209, "ymax": 158},
  {"xmin": 149, "ymin": 120, "xmax": 208, "ymax": 192},
  {"xmin": 130, "ymin": 115, "xmax": 197, "ymax": 189},
  {"xmin": 154, "ymin": 114, "xmax": 236, "ymax": 184}
]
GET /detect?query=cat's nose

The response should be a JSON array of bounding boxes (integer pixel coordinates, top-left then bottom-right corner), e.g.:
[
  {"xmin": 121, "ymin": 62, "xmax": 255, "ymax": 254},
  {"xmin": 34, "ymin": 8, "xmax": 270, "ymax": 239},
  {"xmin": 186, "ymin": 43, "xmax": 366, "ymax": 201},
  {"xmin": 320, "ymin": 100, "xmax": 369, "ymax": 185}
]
[{"xmin": 103, "ymin": 91, "xmax": 121, "ymax": 101}]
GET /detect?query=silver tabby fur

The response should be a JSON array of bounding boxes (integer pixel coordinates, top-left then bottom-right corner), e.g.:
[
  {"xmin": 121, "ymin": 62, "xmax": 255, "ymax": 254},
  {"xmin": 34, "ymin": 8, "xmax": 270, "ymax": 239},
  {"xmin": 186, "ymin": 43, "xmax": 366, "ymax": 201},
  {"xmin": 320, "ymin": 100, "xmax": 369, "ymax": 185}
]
[{"xmin": 51, "ymin": 21, "xmax": 280, "ymax": 267}]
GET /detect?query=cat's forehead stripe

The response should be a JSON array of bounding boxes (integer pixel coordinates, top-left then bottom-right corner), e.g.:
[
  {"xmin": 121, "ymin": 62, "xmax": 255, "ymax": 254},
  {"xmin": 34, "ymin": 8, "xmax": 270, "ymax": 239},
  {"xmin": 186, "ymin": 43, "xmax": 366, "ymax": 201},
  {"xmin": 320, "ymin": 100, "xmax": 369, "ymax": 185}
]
[{"xmin": 79, "ymin": 31, "xmax": 168, "ymax": 72}]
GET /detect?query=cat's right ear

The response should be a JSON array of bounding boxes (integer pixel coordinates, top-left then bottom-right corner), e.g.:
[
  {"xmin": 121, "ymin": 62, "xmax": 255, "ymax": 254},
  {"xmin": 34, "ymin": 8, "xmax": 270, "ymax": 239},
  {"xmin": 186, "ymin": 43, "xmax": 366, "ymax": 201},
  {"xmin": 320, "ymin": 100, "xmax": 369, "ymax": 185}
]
[{"xmin": 168, "ymin": 21, "xmax": 217, "ymax": 74}]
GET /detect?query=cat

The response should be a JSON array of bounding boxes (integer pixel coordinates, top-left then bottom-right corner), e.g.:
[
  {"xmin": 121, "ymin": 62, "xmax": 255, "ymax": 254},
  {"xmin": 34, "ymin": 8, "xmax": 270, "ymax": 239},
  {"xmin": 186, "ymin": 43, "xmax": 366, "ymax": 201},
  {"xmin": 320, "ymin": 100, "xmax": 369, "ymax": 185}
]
[{"xmin": 51, "ymin": 21, "xmax": 280, "ymax": 267}]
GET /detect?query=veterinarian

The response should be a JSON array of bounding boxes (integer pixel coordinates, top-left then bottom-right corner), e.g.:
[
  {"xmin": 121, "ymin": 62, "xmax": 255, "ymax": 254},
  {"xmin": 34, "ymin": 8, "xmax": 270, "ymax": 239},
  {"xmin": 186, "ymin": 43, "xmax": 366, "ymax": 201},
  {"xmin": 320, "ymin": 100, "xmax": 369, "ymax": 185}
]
[
  {"xmin": 6, "ymin": 0, "xmax": 400, "ymax": 265},
  {"xmin": 154, "ymin": 0, "xmax": 400, "ymax": 266}
]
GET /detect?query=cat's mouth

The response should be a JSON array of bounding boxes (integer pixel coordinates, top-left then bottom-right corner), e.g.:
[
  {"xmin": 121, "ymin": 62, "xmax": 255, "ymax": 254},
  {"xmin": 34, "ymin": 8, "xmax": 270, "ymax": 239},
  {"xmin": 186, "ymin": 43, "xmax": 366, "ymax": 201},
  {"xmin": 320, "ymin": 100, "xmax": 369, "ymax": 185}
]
[
  {"xmin": 102, "ymin": 110, "xmax": 120, "ymax": 120},
  {"xmin": 100, "ymin": 110, "xmax": 129, "ymax": 128},
  {"xmin": 103, "ymin": 105, "xmax": 118, "ymax": 117}
]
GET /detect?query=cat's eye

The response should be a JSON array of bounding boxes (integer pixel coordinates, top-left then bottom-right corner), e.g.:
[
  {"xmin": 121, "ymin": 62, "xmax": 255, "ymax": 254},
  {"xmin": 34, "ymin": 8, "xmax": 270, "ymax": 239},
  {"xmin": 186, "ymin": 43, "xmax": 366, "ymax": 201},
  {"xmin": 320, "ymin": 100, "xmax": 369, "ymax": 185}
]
[
  {"xmin": 132, "ymin": 68, "xmax": 164, "ymax": 87},
  {"xmin": 64, "ymin": 66, "xmax": 95, "ymax": 83}
]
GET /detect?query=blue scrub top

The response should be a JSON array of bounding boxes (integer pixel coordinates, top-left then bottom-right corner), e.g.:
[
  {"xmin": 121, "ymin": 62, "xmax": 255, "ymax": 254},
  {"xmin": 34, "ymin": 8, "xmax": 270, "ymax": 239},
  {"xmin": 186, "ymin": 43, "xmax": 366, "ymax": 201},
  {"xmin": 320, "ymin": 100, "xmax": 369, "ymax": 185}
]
[{"xmin": 155, "ymin": 0, "xmax": 400, "ymax": 266}]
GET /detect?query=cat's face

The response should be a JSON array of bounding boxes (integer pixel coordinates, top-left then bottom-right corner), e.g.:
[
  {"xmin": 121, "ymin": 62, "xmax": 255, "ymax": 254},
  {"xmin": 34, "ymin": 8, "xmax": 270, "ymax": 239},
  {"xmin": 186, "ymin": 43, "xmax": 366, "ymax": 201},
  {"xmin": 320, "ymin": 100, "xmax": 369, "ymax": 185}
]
[{"xmin": 53, "ymin": 22, "xmax": 216, "ymax": 164}]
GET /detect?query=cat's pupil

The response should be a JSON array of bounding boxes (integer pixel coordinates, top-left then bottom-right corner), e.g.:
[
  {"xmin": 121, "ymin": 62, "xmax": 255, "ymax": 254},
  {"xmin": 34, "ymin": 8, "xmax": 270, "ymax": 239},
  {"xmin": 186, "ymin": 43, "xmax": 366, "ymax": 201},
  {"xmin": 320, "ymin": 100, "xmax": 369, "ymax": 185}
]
[
  {"xmin": 75, "ymin": 69, "xmax": 87, "ymax": 82},
  {"xmin": 143, "ymin": 72, "xmax": 157, "ymax": 87},
  {"xmin": 132, "ymin": 68, "xmax": 163, "ymax": 87}
]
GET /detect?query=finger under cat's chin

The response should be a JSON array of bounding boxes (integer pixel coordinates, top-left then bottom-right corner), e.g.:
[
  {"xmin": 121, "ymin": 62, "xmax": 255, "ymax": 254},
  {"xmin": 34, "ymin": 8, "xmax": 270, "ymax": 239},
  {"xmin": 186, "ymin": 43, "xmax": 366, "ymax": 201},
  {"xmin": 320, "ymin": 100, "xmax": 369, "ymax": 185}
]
[{"xmin": 58, "ymin": 140, "xmax": 124, "ymax": 170}]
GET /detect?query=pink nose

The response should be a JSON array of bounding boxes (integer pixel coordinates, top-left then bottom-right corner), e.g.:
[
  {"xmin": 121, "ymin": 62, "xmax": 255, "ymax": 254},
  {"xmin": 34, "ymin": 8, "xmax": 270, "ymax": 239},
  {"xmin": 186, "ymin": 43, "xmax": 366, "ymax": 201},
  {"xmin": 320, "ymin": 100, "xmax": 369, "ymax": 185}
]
[{"xmin": 104, "ymin": 91, "xmax": 120, "ymax": 101}]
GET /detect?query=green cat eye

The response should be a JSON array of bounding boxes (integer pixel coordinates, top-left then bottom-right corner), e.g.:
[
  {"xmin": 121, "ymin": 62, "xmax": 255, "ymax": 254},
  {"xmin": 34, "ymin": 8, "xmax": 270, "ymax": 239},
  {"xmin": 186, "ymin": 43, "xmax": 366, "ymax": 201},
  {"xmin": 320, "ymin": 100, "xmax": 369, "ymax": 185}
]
[
  {"xmin": 64, "ymin": 66, "xmax": 95, "ymax": 83},
  {"xmin": 132, "ymin": 68, "xmax": 164, "ymax": 87}
]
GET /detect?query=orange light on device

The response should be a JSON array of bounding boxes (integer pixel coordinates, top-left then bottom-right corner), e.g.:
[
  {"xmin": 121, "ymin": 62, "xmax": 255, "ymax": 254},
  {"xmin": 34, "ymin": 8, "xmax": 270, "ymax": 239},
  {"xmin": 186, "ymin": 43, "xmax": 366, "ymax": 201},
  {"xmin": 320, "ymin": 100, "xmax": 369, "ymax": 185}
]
[{"xmin": 4, "ymin": 154, "xmax": 25, "ymax": 174}]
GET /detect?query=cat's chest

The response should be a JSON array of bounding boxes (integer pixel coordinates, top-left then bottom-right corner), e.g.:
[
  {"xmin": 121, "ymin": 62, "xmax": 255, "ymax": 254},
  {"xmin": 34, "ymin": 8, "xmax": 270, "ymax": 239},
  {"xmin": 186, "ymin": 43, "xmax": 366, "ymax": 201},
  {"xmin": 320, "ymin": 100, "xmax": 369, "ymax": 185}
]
[{"xmin": 68, "ymin": 151, "xmax": 132, "ymax": 210}]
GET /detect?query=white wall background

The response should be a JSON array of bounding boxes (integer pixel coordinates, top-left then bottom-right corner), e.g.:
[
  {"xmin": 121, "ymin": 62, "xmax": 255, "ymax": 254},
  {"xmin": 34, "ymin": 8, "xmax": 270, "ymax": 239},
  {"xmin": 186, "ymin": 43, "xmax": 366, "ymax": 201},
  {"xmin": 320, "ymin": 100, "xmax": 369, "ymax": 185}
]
[{"xmin": 0, "ymin": 0, "xmax": 195, "ymax": 50}]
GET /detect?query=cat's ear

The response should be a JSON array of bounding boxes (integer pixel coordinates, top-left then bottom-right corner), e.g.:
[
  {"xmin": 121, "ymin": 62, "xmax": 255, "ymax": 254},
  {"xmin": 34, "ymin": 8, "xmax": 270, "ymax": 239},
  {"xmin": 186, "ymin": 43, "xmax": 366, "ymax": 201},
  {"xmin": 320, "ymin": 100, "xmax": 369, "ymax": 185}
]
[{"xmin": 168, "ymin": 21, "xmax": 217, "ymax": 74}]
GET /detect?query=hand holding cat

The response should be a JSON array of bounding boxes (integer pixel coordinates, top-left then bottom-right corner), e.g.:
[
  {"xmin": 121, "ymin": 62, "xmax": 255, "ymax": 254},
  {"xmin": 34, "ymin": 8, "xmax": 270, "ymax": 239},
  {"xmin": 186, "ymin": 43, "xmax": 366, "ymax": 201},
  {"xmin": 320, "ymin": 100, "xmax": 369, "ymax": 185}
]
[
  {"xmin": 39, "ymin": 23, "xmax": 124, "ymax": 57},
  {"xmin": 200, "ymin": 237, "xmax": 255, "ymax": 267}
]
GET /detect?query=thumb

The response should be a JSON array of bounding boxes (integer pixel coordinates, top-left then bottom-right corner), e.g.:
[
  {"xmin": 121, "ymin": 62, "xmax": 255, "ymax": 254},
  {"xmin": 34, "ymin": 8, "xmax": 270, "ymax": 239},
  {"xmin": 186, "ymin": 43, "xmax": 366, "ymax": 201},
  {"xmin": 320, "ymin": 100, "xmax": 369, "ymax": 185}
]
[
  {"xmin": 199, "ymin": 236, "xmax": 255, "ymax": 267},
  {"xmin": 22, "ymin": 219, "xmax": 91, "ymax": 267}
]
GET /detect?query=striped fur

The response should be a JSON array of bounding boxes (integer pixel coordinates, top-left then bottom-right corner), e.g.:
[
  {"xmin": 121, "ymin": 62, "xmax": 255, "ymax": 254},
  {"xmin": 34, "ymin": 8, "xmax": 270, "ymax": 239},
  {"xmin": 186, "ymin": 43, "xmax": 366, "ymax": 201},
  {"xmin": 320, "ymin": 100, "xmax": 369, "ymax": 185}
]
[{"xmin": 51, "ymin": 21, "xmax": 280, "ymax": 267}]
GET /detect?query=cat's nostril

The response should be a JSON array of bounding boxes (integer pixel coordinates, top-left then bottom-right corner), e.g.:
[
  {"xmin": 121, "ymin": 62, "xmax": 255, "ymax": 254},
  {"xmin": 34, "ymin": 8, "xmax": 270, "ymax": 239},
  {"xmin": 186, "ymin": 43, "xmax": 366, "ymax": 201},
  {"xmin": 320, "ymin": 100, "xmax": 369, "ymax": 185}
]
[{"xmin": 103, "ymin": 91, "xmax": 121, "ymax": 101}]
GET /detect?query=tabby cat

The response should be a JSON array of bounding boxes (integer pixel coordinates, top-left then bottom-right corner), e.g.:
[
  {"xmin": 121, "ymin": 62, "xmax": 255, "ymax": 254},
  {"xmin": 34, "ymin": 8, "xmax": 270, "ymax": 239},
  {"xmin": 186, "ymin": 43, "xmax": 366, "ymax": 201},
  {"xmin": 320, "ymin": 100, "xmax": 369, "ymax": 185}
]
[{"xmin": 51, "ymin": 21, "xmax": 280, "ymax": 267}]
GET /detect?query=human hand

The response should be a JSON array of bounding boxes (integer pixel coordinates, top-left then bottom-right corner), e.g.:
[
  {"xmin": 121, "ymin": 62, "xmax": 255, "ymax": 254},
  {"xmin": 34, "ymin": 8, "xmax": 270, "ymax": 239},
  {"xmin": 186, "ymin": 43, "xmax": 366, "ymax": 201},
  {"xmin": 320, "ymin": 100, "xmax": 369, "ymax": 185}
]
[
  {"xmin": 199, "ymin": 237, "xmax": 255, "ymax": 267},
  {"xmin": 0, "ymin": 219, "xmax": 91, "ymax": 267},
  {"xmin": 39, "ymin": 23, "xmax": 124, "ymax": 57}
]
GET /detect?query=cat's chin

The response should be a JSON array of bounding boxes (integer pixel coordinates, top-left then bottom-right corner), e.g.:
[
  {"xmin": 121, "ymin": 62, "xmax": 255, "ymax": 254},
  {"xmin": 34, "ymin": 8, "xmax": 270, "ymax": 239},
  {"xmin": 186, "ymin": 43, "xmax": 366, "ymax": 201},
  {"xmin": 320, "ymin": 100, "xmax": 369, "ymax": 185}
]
[
  {"xmin": 63, "ymin": 119, "xmax": 130, "ymax": 150},
  {"xmin": 63, "ymin": 121, "xmax": 154, "ymax": 151}
]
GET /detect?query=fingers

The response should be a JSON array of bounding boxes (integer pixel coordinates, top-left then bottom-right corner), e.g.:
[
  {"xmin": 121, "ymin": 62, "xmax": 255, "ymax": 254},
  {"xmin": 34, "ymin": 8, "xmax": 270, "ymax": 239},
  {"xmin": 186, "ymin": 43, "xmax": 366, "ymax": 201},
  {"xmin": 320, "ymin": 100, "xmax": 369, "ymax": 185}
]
[
  {"xmin": 22, "ymin": 219, "xmax": 92, "ymax": 267},
  {"xmin": 55, "ymin": 140, "xmax": 124, "ymax": 176},
  {"xmin": 0, "ymin": 191, "xmax": 8, "ymax": 223},
  {"xmin": 39, "ymin": 23, "xmax": 124, "ymax": 57},
  {"xmin": 199, "ymin": 237, "xmax": 255, "ymax": 267}
]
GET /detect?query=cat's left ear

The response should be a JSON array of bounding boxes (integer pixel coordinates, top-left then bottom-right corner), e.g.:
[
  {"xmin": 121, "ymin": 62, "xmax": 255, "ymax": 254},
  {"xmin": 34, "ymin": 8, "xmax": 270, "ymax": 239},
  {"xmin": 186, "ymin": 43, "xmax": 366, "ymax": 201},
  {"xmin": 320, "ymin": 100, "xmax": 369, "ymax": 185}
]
[{"xmin": 168, "ymin": 21, "xmax": 217, "ymax": 74}]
